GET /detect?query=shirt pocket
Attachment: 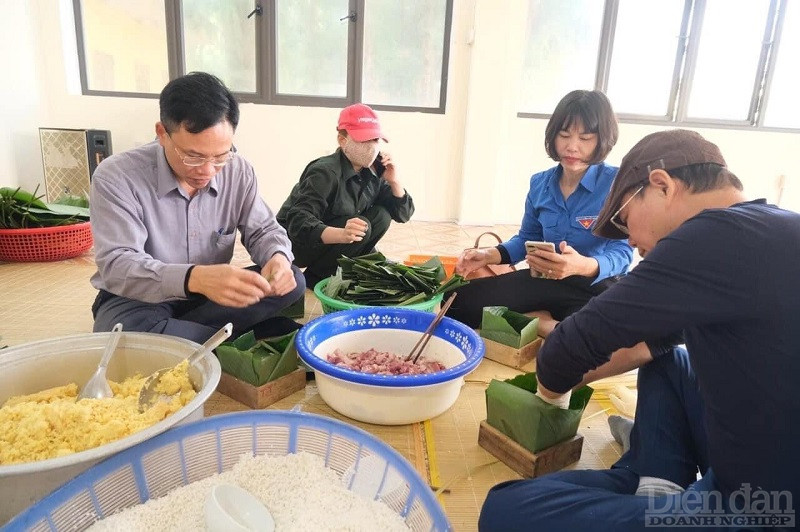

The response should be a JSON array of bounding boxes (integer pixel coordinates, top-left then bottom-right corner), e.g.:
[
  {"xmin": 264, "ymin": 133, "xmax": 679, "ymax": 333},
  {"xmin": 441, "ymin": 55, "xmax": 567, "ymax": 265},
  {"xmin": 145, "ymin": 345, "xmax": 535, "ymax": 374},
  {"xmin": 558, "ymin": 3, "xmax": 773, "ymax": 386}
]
[
  {"xmin": 539, "ymin": 211, "xmax": 560, "ymax": 229},
  {"xmin": 538, "ymin": 211, "xmax": 562, "ymax": 243},
  {"xmin": 211, "ymin": 231, "xmax": 236, "ymax": 264},
  {"xmin": 328, "ymin": 184, "xmax": 355, "ymax": 218}
]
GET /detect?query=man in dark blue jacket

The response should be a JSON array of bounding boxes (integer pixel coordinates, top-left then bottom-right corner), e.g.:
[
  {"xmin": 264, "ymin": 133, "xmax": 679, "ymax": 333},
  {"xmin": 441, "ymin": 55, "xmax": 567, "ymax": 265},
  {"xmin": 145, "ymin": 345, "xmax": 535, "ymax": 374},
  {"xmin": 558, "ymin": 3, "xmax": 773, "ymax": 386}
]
[{"xmin": 480, "ymin": 130, "xmax": 799, "ymax": 531}]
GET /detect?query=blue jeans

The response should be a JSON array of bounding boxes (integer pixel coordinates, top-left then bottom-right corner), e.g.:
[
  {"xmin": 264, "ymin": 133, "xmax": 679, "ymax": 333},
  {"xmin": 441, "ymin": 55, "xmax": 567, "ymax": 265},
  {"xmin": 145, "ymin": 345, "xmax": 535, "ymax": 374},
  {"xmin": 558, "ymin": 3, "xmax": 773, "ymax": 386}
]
[{"xmin": 478, "ymin": 348, "xmax": 786, "ymax": 531}]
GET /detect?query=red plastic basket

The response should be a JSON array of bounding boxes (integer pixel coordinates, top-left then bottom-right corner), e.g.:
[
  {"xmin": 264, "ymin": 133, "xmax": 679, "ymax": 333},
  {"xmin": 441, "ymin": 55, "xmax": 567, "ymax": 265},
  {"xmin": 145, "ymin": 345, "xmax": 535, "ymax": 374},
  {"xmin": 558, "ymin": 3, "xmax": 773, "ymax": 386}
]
[{"xmin": 0, "ymin": 221, "xmax": 93, "ymax": 262}]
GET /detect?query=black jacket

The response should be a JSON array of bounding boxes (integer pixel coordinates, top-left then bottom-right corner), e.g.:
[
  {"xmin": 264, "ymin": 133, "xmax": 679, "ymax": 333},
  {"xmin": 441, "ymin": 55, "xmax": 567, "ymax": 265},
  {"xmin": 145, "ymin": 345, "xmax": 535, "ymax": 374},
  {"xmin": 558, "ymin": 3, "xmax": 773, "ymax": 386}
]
[{"xmin": 277, "ymin": 149, "xmax": 414, "ymax": 244}]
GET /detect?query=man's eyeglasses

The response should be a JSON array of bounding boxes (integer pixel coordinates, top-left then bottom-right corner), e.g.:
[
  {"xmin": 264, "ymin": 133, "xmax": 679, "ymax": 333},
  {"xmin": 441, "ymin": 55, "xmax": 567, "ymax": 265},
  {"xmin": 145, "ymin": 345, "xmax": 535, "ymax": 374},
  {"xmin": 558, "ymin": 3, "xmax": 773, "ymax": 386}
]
[
  {"xmin": 169, "ymin": 135, "xmax": 236, "ymax": 167},
  {"xmin": 610, "ymin": 184, "xmax": 645, "ymax": 236}
]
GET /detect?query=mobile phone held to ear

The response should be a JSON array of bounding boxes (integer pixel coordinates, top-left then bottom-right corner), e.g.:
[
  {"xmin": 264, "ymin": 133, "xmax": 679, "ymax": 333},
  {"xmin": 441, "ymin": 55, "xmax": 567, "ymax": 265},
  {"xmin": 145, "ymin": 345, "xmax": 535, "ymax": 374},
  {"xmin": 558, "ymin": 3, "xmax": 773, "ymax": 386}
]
[
  {"xmin": 525, "ymin": 240, "xmax": 556, "ymax": 254},
  {"xmin": 372, "ymin": 153, "xmax": 386, "ymax": 176}
]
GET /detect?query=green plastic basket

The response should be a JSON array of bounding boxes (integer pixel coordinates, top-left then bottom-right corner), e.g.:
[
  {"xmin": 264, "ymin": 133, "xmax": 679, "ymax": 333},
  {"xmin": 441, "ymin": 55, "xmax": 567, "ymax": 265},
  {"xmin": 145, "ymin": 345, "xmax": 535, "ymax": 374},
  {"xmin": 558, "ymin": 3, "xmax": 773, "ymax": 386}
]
[{"xmin": 313, "ymin": 278, "xmax": 444, "ymax": 314}]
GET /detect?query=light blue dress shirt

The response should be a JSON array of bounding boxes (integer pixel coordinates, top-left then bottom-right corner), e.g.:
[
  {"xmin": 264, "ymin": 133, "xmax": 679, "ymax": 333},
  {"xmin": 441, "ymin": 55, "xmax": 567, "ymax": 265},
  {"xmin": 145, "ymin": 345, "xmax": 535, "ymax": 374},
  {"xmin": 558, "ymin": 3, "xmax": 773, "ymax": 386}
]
[{"xmin": 90, "ymin": 141, "xmax": 293, "ymax": 303}]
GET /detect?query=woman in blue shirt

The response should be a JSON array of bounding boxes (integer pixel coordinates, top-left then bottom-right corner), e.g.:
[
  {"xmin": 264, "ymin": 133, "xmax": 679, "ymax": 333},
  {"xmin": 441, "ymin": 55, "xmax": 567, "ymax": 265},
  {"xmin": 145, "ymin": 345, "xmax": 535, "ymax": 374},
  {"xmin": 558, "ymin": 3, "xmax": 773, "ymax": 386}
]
[{"xmin": 449, "ymin": 90, "xmax": 633, "ymax": 329}]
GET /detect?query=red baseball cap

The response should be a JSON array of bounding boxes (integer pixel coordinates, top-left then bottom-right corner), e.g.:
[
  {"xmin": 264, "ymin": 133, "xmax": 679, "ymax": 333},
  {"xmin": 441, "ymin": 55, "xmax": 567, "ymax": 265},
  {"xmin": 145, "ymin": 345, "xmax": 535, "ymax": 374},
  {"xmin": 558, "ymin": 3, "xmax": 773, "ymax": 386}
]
[{"xmin": 337, "ymin": 104, "xmax": 387, "ymax": 142}]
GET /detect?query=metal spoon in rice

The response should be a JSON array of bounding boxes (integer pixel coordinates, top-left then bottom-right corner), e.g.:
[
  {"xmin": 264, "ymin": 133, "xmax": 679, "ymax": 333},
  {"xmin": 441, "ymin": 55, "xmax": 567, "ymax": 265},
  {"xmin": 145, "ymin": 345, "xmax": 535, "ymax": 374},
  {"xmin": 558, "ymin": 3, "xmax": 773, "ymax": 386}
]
[
  {"xmin": 137, "ymin": 323, "xmax": 232, "ymax": 413},
  {"xmin": 77, "ymin": 322, "xmax": 123, "ymax": 401}
]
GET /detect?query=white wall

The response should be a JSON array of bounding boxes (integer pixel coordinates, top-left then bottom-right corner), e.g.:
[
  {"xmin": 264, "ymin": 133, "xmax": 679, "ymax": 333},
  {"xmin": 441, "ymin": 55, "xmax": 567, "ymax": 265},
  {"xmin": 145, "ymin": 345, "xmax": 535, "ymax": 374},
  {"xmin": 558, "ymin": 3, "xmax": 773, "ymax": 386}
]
[
  {"xmin": 0, "ymin": 1, "xmax": 45, "ymax": 191},
  {"xmin": 19, "ymin": 0, "xmax": 476, "ymax": 220},
  {"xmin": 4, "ymin": 0, "xmax": 799, "ymax": 224}
]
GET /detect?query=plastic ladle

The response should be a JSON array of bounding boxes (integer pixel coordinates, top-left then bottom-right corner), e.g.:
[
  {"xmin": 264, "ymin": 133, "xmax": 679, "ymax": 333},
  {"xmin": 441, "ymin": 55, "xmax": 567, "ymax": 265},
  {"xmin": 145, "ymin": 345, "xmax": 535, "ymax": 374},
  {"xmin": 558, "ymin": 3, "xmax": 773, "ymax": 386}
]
[
  {"xmin": 205, "ymin": 483, "xmax": 275, "ymax": 532},
  {"xmin": 77, "ymin": 323, "xmax": 123, "ymax": 401},
  {"xmin": 137, "ymin": 323, "xmax": 232, "ymax": 412}
]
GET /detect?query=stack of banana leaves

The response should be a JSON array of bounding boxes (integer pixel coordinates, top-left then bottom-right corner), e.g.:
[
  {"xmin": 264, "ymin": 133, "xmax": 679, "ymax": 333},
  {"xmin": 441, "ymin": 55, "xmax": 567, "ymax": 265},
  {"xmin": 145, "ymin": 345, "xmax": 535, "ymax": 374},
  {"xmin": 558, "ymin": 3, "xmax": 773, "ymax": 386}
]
[
  {"xmin": 323, "ymin": 252, "xmax": 469, "ymax": 306},
  {"xmin": 0, "ymin": 187, "xmax": 90, "ymax": 229}
]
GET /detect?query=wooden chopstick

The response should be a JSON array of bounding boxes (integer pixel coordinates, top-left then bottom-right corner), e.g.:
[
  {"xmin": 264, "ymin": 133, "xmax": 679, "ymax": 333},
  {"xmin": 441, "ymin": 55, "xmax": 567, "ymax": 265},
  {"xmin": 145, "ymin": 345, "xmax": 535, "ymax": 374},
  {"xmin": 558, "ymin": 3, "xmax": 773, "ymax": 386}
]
[
  {"xmin": 405, "ymin": 293, "xmax": 454, "ymax": 362},
  {"xmin": 406, "ymin": 293, "xmax": 457, "ymax": 364},
  {"xmin": 405, "ymin": 293, "xmax": 456, "ymax": 362}
]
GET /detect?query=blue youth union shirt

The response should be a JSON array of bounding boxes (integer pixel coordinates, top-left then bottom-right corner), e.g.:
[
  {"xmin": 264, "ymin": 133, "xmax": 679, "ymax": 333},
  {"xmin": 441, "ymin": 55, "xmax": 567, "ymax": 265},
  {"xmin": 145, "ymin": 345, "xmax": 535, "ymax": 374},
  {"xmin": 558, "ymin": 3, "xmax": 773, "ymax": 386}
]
[{"xmin": 501, "ymin": 163, "xmax": 633, "ymax": 283}]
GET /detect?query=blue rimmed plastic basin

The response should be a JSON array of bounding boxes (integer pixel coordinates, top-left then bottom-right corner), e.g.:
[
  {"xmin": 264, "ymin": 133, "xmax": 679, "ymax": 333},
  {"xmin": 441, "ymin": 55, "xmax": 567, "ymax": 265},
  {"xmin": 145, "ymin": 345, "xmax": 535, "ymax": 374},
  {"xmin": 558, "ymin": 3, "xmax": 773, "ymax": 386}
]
[{"xmin": 296, "ymin": 307, "xmax": 484, "ymax": 425}]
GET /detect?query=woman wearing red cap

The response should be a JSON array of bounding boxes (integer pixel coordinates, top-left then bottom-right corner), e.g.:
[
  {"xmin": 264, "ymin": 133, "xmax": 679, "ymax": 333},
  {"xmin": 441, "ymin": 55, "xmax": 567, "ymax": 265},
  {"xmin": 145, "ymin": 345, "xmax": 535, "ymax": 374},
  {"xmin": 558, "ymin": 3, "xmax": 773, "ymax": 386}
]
[
  {"xmin": 449, "ymin": 90, "xmax": 633, "ymax": 331},
  {"xmin": 277, "ymin": 104, "xmax": 415, "ymax": 288}
]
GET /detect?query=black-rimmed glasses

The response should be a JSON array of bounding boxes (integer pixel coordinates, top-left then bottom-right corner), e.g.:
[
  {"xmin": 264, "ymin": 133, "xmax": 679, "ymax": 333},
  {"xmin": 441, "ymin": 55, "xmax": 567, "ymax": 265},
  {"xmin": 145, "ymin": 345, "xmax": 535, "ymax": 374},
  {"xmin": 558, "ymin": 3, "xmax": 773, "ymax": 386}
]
[{"xmin": 610, "ymin": 185, "xmax": 645, "ymax": 236}]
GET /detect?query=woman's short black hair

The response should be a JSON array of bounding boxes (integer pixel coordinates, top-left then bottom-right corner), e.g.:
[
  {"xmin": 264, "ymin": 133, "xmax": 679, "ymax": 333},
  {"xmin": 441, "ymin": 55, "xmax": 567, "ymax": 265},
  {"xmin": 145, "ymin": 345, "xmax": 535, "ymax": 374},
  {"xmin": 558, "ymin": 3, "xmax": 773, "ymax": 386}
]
[
  {"xmin": 544, "ymin": 90, "xmax": 619, "ymax": 164},
  {"xmin": 159, "ymin": 72, "xmax": 239, "ymax": 134},
  {"xmin": 668, "ymin": 163, "xmax": 743, "ymax": 192}
]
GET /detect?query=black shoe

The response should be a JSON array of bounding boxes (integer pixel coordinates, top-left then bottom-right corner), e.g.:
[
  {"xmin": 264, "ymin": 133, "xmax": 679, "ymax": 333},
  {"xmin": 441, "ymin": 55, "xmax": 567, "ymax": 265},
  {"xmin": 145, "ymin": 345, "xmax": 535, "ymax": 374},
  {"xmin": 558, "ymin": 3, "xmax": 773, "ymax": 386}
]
[{"xmin": 250, "ymin": 317, "xmax": 303, "ymax": 339}]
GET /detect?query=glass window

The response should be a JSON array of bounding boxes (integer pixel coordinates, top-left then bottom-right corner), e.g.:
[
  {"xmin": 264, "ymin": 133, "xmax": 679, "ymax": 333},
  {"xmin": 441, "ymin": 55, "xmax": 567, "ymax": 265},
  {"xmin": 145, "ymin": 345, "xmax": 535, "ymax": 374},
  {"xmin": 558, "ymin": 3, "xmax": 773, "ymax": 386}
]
[
  {"xmin": 762, "ymin": 1, "xmax": 800, "ymax": 129},
  {"xmin": 519, "ymin": 0, "xmax": 605, "ymax": 115},
  {"xmin": 686, "ymin": 0, "xmax": 771, "ymax": 121},
  {"xmin": 78, "ymin": 0, "xmax": 169, "ymax": 93},
  {"xmin": 275, "ymin": 0, "xmax": 349, "ymax": 97},
  {"xmin": 181, "ymin": 0, "xmax": 257, "ymax": 94},
  {"xmin": 361, "ymin": 0, "xmax": 448, "ymax": 108},
  {"xmin": 606, "ymin": 0, "xmax": 685, "ymax": 116}
]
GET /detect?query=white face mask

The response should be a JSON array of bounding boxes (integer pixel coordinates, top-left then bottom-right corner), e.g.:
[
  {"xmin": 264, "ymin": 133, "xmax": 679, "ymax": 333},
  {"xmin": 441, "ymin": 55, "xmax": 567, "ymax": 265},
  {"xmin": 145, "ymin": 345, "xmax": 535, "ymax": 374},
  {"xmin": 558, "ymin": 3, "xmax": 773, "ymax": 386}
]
[{"xmin": 342, "ymin": 137, "xmax": 380, "ymax": 169}]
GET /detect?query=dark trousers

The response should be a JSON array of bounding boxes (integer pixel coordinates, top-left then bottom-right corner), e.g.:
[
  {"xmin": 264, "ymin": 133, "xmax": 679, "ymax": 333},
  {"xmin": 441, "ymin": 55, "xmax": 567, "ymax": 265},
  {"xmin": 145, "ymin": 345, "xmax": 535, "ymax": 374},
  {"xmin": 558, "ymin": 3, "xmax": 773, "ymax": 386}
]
[
  {"xmin": 92, "ymin": 264, "xmax": 306, "ymax": 344},
  {"xmin": 478, "ymin": 348, "xmax": 770, "ymax": 532},
  {"xmin": 447, "ymin": 269, "xmax": 618, "ymax": 328},
  {"xmin": 290, "ymin": 205, "xmax": 392, "ymax": 281}
]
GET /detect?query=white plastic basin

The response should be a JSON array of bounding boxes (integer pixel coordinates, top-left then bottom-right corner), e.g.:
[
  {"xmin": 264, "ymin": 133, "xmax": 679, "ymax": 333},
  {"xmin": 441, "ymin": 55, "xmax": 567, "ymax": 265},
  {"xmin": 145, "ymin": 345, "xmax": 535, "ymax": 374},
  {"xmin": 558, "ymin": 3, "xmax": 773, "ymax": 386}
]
[{"xmin": 296, "ymin": 308, "xmax": 484, "ymax": 425}]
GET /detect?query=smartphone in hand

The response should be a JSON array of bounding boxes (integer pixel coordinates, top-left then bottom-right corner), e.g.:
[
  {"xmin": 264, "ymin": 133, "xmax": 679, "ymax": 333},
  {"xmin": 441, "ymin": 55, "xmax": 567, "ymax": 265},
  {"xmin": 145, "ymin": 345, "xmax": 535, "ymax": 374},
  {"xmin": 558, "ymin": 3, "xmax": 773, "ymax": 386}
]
[
  {"xmin": 525, "ymin": 240, "xmax": 556, "ymax": 254},
  {"xmin": 525, "ymin": 241, "xmax": 556, "ymax": 278},
  {"xmin": 372, "ymin": 153, "xmax": 386, "ymax": 176}
]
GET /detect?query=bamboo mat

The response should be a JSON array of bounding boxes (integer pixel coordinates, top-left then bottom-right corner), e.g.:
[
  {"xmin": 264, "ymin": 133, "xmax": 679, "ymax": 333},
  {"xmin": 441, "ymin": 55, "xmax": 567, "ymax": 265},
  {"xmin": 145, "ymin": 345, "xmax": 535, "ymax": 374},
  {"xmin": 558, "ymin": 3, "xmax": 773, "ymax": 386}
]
[
  {"xmin": 0, "ymin": 222, "xmax": 637, "ymax": 531},
  {"xmin": 205, "ymin": 357, "xmax": 632, "ymax": 532},
  {"xmin": 206, "ymin": 284, "xmax": 636, "ymax": 531}
]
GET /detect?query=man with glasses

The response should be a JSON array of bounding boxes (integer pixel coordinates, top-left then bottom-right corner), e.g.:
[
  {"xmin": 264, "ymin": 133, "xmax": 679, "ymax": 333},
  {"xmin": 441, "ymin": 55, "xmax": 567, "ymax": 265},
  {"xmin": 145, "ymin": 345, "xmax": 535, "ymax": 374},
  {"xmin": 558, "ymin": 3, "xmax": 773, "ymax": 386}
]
[
  {"xmin": 90, "ymin": 72, "xmax": 305, "ymax": 343},
  {"xmin": 277, "ymin": 103, "xmax": 414, "ymax": 289},
  {"xmin": 480, "ymin": 130, "xmax": 799, "ymax": 531}
]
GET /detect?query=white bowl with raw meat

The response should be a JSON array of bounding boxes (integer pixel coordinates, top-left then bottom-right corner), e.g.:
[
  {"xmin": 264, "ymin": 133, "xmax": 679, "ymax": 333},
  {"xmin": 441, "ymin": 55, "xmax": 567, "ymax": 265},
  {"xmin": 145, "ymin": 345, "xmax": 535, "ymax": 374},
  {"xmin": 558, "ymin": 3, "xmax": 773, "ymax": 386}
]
[{"xmin": 296, "ymin": 308, "xmax": 484, "ymax": 425}]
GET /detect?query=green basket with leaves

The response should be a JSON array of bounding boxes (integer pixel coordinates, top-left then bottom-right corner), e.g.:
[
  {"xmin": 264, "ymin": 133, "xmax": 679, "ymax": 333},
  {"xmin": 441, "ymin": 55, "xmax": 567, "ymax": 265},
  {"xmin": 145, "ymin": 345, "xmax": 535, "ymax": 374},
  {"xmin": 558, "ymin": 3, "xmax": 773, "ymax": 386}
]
[
  {"xmin": 314, "ymin": 278, "xmax": 444, "ymax": 314},
  {"xmin": 312, "ymin": 252, "xmax": 467, "ymax": 314}
]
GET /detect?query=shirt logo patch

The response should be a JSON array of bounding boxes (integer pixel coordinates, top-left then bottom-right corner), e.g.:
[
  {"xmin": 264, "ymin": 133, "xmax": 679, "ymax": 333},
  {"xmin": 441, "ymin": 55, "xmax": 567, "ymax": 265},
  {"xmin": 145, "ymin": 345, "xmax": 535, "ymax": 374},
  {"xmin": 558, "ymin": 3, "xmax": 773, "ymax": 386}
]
[{"xmin": 576, "ymin": 216, "xmax": 597, "ymax": 229}]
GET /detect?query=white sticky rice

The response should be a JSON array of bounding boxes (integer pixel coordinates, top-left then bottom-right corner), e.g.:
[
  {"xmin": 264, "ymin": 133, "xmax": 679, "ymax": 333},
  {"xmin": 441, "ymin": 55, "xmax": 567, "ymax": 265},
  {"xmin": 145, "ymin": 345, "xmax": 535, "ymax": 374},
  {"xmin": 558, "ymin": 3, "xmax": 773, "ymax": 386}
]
[{"xmin": 87, "ymin": 452, "xmax": 409, "ymax": 531}]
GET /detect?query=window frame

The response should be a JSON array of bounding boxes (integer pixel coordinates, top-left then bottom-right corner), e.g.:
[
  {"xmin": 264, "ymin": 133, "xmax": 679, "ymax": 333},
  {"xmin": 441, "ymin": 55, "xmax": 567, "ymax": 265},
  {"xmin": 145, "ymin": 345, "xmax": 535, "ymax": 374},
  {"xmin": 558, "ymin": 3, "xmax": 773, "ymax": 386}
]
[
  {"xmin": 517, "ymin": 0, "xmax": 798, "ymax": 133},
  {"xmin": 72, "ymin": 0, "xmax": 171, "ymax": 99},
  {"xmin": 72, "ymin": 0, "xmax": 453, "ymax": 114}
]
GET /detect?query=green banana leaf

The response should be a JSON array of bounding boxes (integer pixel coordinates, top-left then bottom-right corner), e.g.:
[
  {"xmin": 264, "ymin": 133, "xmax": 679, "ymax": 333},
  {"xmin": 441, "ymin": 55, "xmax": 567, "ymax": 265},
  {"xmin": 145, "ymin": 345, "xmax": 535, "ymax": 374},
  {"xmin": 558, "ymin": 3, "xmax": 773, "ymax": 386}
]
[
  {"xmin": 0, "ymin": 186, "xmax": 90, "ymax": 228},
  {"xmin": 0, "ymin": 187, "xmax": 48, "ymax": 209},
  {"xmin": 486, "ymin": 373, "xmax": 593, "ymax": 453},
  {"xmin": 418, "ymin": 256, "xmax": 446, "ymax": 282},
  {"xmin": 54, "ymin": 194, "xmax": 90, "ymax": 208},
  {"xmin": 480, "ymin": 306, "xmax": 539, "ymax": 348},
  {"xmin": 216, "ymin": 330, "xmax": 299, "ymax": 387},
  {"xmin": 322, "ymin": 252, "xmax": 469, "ymax": 306},
  {"xmin": 38, "ymin": 203, "xmax": 90, "ymax": 219}
]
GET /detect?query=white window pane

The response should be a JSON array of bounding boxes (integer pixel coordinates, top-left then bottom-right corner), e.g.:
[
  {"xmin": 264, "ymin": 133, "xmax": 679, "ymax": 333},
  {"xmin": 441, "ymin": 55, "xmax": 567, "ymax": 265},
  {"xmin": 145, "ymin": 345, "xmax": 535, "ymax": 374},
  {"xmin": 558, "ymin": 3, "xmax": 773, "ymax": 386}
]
[
  {"xmin": 362, "ymin": 0, "xmax": 447, "ymax": 108},
  {"xmin": 275, "ymin": 0, "xmax": 348, "ymax": 97},
  {"xmin": 686, "ymin": 0, "xmax": 771, "ymax": 121},
  {"xmin": 762, "ymin": 1, "xmax": 800, "ymax": 129},
  {"xmin": 182, "ymin": 0, "xmax": 257, "ymax": 94},
  {"xmin": 607, "ymin": 0, "xmax": 685, "ymax": 116},
  {"xmin": 80, "ymin": 0, "xmax": 168, "ymax": 93},
  {"xmin": 519, "ymin": 0, "xmax": 604, "ymax": 114}
]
